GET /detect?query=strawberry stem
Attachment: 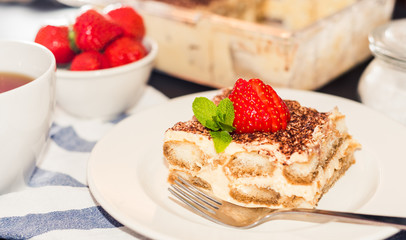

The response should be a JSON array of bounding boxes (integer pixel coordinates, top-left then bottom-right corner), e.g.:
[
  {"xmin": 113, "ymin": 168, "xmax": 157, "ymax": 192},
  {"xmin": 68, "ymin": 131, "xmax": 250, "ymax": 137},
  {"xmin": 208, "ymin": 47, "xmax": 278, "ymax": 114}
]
[{"xmin": 68, "ymin": 28, "xmax": 80, "ymax": 53}]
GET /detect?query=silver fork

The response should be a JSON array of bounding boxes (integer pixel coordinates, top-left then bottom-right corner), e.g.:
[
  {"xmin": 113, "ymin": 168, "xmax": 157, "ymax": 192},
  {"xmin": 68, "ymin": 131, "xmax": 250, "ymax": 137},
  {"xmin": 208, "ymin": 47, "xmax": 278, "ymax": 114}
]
[{"xmin": 168, "ymin": 176, "xmax": 406, "ymax": 229}]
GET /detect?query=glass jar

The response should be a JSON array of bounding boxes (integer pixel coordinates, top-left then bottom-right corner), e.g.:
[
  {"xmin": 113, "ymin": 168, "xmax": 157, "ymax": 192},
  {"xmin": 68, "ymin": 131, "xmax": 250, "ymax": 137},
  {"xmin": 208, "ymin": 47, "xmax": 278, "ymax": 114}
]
[{"xmin": 358, "ymin": 19, "xmax": 406, "ymax": 125}]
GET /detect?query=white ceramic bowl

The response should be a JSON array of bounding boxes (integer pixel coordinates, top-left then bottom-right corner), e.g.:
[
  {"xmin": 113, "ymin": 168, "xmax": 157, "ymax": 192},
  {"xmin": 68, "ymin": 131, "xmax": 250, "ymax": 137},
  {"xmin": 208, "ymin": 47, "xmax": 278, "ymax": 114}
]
[
  {"xmin": 56, "ymin": 37, "xmax": 158, "ymax": 120},
  {"xmin": 0, "ymin": 40, "xmax": 56, "ymax": 194}
]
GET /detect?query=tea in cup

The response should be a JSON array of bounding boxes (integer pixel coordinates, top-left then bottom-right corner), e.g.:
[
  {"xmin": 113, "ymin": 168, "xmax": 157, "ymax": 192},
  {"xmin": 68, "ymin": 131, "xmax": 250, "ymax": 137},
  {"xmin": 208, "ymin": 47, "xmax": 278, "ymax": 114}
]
[{"xmin": 0, "ymin": 40, "xmax": 56, "ymax": 194}]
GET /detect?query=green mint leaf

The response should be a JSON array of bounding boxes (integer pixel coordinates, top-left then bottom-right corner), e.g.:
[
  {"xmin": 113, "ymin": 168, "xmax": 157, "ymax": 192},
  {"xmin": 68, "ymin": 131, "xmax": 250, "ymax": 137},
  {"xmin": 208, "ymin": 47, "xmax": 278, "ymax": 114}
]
[
  {"xmin": 192, "ymin": 96, "xmax": 236, "ymax": 153},
  {"xmin": 192, "ymin": 97, "xmax": 217, "ymax": 130},
  {"xmin": 218, "ymin": 122, "xmax": 236, "ymax": 132},
  {"xmin": 217, "ymin": 113, "xmax": 225, "ymax": 123},
  {"xmin": 205, "ymin": 119, "xmax": 220, "ymax": 131},
  {"xmin": 210, "ymin": 130, "xmax": 233, "ymax": 153},
  {"xmin": 216, "ymin": 98, "xmax": 235, "ymax": 127}
]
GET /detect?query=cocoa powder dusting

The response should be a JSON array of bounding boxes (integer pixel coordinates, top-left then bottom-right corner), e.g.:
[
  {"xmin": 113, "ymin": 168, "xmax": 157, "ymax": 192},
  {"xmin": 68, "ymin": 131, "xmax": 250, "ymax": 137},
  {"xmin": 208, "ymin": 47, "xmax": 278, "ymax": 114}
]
[{"xmin": 169, "ymin": 93, "xmax": 328, "ymax": 156}]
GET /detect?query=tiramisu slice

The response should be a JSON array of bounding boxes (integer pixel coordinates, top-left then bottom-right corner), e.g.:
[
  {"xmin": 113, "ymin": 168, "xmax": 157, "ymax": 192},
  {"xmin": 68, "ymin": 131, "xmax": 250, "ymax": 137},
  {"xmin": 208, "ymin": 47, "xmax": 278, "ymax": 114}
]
[{"xmin": 164, "ymin": 79, "xmax": 360, "ymax": 208}]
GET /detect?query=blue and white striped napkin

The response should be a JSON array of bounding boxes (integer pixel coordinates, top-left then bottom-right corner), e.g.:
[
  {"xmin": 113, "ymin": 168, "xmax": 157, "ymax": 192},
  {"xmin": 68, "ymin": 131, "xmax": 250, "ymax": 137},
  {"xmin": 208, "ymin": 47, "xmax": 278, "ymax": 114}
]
[{"xmin": 0, "ymin": 86, "xmax": 168, "ymax": 240}]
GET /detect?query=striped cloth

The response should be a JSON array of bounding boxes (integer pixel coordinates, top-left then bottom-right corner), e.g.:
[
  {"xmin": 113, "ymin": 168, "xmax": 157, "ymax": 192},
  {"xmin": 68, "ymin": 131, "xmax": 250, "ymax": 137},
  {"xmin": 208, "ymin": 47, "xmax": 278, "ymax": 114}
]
[{"xmin": 0, "ymin": 86, "xmax": 168, "ymax": 240}]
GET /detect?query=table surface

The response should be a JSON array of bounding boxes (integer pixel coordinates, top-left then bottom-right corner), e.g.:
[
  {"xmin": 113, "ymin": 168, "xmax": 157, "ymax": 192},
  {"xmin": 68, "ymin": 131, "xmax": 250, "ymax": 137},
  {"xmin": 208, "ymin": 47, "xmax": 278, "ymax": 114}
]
[{"xmin": 2, "ymin": 0, "xmax": 406, "ymax": 239}]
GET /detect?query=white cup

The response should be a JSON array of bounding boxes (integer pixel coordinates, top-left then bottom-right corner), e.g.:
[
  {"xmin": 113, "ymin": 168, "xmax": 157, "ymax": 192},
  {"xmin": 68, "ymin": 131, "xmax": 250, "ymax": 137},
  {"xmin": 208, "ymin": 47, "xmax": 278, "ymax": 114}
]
[{"xmin": 0, "ymin": 40, "xmax": 56, "ymax": 194}]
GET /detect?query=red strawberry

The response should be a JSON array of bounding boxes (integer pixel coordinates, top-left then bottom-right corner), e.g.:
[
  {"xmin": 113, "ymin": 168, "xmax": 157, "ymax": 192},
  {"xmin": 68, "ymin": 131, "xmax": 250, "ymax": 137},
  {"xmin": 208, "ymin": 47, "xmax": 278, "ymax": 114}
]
[
  {"xmin": 73, "ymin": 9, "xmax": 123, "ymax": 51},
  {"xmin": 228, "ymin": 78, "xmax": 290, "ymax": 133},
  {"xmin": 107, "ymin": 6, "xmax": 145, "ymax": 40},
  {"xmin": 34, "ymin": 25, "xmax": 76, "ymax": 64},
  {"xmin": 104, "ymin": 37, "xmax": 147, "ymax": 67},
  {"xmin": 70, "ymin": 51, "xmax": 109, "ymax": 71}
]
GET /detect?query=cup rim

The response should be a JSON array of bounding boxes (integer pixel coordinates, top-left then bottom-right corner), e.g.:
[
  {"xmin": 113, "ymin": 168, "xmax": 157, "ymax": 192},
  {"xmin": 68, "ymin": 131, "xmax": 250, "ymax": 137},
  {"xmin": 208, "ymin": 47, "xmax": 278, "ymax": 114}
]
[
  {"xmin": 0, "ymin": 40, "xmax": 56, "ymax": 97},
  {"xmin": 56, "ymin": 36, "xmax": 159, "ymax": 79}
]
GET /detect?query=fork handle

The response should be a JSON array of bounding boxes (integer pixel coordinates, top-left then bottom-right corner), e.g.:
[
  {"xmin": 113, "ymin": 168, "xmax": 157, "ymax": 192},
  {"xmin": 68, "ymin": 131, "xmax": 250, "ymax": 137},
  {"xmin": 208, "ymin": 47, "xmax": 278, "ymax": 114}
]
[{"xmin": 292, "ymin": 208, "xmax": 406, "ymax": 230}]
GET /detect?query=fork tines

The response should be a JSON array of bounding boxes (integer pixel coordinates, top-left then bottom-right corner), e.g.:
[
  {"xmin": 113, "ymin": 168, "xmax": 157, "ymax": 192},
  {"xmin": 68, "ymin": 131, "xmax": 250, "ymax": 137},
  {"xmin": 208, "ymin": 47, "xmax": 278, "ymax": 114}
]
[{"xmin": 169, "ymin": 176, "xmax": 222, "ymax": 216}]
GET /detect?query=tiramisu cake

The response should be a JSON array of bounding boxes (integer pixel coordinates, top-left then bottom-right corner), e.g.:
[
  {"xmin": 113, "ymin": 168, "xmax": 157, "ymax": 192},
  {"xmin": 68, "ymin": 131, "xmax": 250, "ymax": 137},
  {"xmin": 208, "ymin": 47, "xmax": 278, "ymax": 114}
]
[{"xmin": 164, "ymin": 78, "xmax": 360, "ymax": 208}]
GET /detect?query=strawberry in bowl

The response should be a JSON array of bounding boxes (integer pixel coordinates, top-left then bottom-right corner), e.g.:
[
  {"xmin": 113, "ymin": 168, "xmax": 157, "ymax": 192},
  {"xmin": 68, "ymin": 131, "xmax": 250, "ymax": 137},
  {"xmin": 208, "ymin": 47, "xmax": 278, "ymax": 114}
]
[
  {"xmin": 34, "ymin": 25, "xmax": 76, "ymax": 64},
  {"xmin": 34, "ymin": 5, "xmax": 158, "ymax": 120}
]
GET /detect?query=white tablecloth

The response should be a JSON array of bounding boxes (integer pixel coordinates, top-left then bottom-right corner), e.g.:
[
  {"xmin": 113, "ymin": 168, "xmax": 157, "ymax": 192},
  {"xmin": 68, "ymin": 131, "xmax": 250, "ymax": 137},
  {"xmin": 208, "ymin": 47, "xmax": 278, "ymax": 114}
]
[
  {"xmin": 0, "ymin": 4, "xmax": 170, "ymax": 239},
  {"xmin": 0, "ymin": 86, "xmax": 168, "ymax": 239}
]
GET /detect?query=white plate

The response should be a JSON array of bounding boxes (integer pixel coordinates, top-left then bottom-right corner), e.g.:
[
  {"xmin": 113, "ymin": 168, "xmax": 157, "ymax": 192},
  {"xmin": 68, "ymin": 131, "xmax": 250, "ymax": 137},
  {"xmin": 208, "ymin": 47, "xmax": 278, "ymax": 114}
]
[{"xmin": 88, "ymin": 89, "xmax": 406, "ymax": 240}]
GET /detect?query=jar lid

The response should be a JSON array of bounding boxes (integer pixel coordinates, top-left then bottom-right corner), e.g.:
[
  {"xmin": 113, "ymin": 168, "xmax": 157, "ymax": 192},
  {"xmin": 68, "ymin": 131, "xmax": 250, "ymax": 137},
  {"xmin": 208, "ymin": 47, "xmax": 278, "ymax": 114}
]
[{"xmin": 369, "ymin": 19, "xmax": 406, "ymax": 63}]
